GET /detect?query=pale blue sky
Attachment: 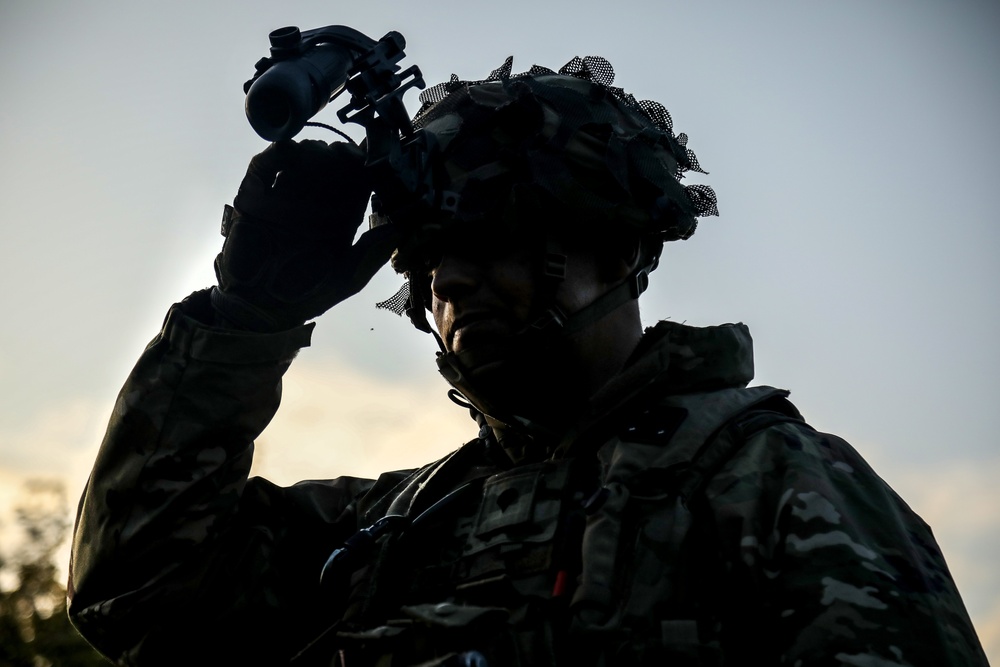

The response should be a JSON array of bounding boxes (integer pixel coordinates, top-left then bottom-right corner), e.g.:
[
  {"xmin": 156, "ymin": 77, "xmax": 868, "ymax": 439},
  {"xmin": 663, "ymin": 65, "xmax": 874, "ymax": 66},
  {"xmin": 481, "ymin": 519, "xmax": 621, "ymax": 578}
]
[{"xmin": 1, "ymin": 0, "xmax": 997, "ymax": 658}]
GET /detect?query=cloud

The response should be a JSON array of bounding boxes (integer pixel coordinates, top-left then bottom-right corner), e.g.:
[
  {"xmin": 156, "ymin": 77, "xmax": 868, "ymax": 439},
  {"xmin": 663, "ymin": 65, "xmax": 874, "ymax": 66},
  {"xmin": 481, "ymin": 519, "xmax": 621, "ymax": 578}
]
[
  {"xmin": 0, "ymin": 395, "xmax": 115, "ymax": 519},
  {"xmin": 250, "ymin": 356, "xmax": 477, "ymax": 484},
  {"xmin": 0, "ymin": 353, "xmax": 476, "ymax": 507},
  {"xmin": 978, "ymin": 600, "xmax": 1000, "ymax": 667},
  {"xmin": 0, "ymin": 356, "xmax": 473, "ymax": 586}
]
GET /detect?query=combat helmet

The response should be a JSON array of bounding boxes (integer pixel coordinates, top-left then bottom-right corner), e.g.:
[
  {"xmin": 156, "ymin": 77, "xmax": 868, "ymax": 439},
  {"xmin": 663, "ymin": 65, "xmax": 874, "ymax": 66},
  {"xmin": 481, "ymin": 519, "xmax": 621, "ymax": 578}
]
[
  {"xmin": 378, "ymin": 55, "xmax": 717, "ymax": 326},
  {"xmin": 375, "ymin": 56, "xmax": 718, "ymax": 426}
]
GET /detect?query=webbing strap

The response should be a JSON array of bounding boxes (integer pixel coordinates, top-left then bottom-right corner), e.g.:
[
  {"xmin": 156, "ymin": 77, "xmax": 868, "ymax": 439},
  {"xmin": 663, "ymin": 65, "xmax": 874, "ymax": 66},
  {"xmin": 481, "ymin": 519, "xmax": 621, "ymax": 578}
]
[
  {"xmin": 558, "ymin": 265, "xmax": 652, "ymax": 336},
  {"xmin": 676, "ymin": 397, "xmax": 804, "ymax": 502}
]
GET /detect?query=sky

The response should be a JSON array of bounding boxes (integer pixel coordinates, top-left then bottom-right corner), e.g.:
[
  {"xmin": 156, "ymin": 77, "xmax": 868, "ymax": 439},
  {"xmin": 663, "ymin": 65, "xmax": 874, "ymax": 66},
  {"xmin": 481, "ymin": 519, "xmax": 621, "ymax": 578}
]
[{"xmin": 1, "ymin": 0, "xmax": 998, "ymax": 659}]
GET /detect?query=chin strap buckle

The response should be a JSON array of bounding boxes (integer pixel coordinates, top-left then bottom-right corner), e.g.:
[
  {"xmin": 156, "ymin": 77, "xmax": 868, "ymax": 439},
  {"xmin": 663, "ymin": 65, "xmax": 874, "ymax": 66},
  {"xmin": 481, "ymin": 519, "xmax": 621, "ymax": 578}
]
[
  {"xmin": 530, "ymin": 306, "xmax": 568, "ymax": 333},
  {"xmin": 543, "ymin": 250, "xmax": 567, "ymax": 281},
  {"xmin": 543, "ymin": 235, "xmax": 568, "ymax": 281},
  {"xmin": 630, "ymin": 267, "xmax": 651, "ymax": 298}
]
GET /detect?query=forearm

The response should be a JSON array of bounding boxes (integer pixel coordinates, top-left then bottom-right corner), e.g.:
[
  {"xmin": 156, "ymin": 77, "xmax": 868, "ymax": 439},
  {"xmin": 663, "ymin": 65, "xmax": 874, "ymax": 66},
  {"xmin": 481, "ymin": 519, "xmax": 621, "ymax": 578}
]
[{"xmin": 68, "ymin": 289, "xmax": 316, "ymax": 661}]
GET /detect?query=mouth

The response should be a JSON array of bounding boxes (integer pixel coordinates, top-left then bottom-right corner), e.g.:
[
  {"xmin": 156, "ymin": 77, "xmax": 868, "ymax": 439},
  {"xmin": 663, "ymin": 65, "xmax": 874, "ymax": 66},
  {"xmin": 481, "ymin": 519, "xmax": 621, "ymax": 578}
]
[{"xmin": 448, "ymin": 311, "xmax": 513, "ymax": 351}]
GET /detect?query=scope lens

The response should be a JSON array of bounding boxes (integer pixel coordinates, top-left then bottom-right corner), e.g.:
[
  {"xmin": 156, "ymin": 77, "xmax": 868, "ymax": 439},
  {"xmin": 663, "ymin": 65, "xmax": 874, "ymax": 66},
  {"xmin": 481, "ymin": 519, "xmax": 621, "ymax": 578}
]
[{"xmin": 252, "ymin": 88, "xmax": 292, "ymax": 133}]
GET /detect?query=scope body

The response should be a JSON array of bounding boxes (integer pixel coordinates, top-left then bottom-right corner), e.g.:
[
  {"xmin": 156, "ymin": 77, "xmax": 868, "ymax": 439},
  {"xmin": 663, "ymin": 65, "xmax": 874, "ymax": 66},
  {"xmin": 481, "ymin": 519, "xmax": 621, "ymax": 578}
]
[
  {"xmin": 244, "ymin": 26, "xmax": 378, "ymax": 141},
  {"xmin": 243, "ymin": 24, "xmax": 434, "ymax": 233}
]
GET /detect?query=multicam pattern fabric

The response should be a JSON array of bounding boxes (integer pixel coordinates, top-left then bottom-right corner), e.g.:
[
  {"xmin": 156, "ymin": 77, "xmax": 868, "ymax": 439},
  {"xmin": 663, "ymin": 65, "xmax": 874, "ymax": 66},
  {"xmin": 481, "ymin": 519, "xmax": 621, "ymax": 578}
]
[
  {"xmin": 410, "ymin": 55, "xmax": 719, "ymax": 240},
  {"xmin": 388, "ymin": 57, "xmax": 718, "ymax": 281},
  {"xmin": 69, "ymin": 289, "xmax": 988, "ymax": 666}
]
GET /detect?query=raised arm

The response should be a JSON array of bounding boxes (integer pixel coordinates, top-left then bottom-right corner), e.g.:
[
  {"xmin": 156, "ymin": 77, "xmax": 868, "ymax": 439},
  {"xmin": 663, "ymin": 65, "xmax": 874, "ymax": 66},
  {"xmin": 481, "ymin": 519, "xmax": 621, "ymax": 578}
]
[{"xmin": 69, "ymin": 139, "xmax": 399, "ymax": 665}]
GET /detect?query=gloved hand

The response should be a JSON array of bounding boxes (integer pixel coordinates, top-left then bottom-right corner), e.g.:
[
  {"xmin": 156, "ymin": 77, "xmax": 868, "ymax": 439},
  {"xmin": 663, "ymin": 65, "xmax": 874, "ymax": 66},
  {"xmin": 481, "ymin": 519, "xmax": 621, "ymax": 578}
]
[{"xmin": 211, "ymin": 139, "xmax": 399, "ymax": 331}]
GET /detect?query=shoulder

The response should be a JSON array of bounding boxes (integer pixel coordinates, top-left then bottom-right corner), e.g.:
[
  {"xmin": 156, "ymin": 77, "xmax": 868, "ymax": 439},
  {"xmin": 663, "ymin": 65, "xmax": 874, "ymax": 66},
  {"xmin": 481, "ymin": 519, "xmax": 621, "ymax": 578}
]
[
  {"xmin": 701, "ymin": 420, "xmax": 990, "ymax": 665},
  {"xmin": 707, "ymin": 419, "xmax": 917, "ymax": 534},
  {"xmin": 704, "ymin": 418, "xmax": 930, "ymax": 565}
]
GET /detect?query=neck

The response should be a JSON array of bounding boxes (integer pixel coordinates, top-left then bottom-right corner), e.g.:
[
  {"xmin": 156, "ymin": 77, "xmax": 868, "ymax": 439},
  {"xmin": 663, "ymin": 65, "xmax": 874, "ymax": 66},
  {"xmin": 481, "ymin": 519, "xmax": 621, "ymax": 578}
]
[
  {"xmin": 569, "ymin": 298, "xmax": 644, "ymax": 400},
  {"xmin": 480, "ymin": 304, "xmax": 643, "ymax": 464}
]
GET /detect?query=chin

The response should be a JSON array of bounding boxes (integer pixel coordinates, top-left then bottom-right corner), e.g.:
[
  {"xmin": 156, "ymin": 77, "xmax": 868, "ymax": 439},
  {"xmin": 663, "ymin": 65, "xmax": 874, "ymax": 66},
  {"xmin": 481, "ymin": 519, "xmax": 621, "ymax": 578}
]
[
  {"xmin": 464, "ymin": 357, "xmax": 519, "ymax": 390},
  {"xmin": 454, "ymin": 351, "xmax": 525, "ymax": 400}
]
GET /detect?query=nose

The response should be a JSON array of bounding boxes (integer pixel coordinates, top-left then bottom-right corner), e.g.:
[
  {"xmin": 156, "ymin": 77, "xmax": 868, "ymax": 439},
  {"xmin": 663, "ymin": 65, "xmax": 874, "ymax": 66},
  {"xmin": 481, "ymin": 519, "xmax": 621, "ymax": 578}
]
[{"xmin": 430, "ymin": 252, "xmax": 481, "ymax": 302}]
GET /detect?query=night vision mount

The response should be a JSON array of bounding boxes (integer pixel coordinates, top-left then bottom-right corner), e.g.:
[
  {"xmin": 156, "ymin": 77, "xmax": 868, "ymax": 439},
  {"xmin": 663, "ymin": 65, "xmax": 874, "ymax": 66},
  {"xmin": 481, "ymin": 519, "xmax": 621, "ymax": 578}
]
[
  {"xmin": 244, "ymin": 25, "xmax": 424, "ymax": 142},
  {"xmin": 244, "ymin": 25, "xmax": 438, "ymax": 223}
]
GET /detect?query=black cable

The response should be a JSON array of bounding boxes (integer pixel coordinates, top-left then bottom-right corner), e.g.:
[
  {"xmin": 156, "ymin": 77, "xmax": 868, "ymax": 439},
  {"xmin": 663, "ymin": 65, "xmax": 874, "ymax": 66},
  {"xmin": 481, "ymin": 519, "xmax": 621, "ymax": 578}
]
[{"xmin": 304, "ymin": 121, "xmax": 357, "ymax": 145}]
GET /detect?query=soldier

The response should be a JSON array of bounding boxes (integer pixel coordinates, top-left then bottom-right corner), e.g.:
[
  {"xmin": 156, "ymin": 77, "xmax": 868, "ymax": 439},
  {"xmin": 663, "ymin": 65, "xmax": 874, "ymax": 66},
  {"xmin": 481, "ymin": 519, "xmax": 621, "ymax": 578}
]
[{"xmin": 68, "ymin": 56, "xmax": 989, "ymax": 665}]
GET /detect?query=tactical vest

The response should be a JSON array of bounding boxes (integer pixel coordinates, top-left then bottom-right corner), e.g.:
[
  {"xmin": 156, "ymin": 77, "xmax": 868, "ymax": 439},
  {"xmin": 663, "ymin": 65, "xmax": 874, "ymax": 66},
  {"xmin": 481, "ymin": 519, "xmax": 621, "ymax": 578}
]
[{"xmin": 295, "ymin": 385, "xmax": 801, "ymax": 666}]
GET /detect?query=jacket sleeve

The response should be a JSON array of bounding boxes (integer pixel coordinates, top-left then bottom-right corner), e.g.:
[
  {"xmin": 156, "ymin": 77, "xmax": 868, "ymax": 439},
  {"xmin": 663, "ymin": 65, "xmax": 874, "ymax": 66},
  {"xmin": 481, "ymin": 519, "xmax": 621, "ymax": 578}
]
[
  {"xmin": 705, "ymin": 421, "xmax": 989, "ymax": 666},
  {"xmin": 68, "ymin": 290, "xmax": 377, "ymax": 666}
]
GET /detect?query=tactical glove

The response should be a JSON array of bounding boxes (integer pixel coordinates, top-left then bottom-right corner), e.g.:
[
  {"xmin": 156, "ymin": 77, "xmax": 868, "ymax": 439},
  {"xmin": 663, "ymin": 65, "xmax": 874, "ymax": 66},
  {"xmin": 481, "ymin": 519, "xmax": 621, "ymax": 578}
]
[{"xmin": 211, "ymin": 139, "xmax": 399, "ymax": 331}]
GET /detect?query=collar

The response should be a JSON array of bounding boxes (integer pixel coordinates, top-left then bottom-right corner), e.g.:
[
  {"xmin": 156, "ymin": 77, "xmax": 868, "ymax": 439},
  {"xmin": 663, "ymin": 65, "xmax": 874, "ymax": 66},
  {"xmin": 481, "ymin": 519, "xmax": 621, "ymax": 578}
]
[
  {"xmin": 489, "ymin": 320, "xmax": 755, "ymax": 464},
  {"xmin": 591, "ymin": 320, "xmax": 755, "ymax": 414}
]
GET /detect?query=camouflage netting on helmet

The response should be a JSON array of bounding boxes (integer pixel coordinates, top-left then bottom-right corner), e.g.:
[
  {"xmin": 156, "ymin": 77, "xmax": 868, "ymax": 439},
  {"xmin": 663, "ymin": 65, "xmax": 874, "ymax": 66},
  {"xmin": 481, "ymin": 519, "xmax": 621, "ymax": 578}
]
[
  {"xmin": 378, "ymin": 55, "xmax": 718, "ymax": 318},
  {"xmin": 413, "ymin": 55, "xmax": 715, "ymax": 235}
]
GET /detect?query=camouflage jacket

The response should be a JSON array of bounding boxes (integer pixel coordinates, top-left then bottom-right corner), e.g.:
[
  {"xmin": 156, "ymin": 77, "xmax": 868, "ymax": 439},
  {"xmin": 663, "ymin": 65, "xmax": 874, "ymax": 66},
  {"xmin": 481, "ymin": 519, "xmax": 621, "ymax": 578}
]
[{"xmin": 68, "ymin": 289, "xmax": 988, "ymax": 666}]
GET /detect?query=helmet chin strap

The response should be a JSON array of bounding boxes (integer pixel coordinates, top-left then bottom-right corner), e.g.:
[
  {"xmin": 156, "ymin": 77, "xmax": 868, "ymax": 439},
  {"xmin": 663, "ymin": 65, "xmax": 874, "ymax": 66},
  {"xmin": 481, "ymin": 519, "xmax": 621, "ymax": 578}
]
[{"xmin": 434, "ymin": 259, "xmax": 655, "ymax": 434}]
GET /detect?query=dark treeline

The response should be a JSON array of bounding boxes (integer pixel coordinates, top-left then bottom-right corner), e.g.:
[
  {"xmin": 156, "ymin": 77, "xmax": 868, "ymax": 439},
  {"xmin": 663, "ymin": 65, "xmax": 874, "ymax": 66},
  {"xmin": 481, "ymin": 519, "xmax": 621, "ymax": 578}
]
[{"xmin": 1, "ymin": 479, "xmax": 109, "ymax": 665}]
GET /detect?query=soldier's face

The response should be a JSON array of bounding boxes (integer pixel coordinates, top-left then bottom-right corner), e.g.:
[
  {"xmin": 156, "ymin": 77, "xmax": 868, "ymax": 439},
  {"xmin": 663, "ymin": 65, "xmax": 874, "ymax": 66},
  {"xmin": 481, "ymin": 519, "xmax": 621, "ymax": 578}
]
[{"xmin": 429, "ymin": 231, "xmax": 608, "ymax": 361}]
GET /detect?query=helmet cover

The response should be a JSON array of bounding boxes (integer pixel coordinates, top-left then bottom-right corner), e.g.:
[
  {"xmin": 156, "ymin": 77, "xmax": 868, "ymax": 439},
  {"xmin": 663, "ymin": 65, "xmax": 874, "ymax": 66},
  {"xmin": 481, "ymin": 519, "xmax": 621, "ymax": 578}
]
[{"xmin": 378, "ymin": 55, "xmax": 717, "ymax": 321}]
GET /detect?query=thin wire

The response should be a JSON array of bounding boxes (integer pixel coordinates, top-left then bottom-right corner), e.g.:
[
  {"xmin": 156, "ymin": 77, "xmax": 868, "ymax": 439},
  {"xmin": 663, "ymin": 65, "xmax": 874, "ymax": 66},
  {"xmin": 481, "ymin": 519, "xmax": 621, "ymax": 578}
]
[
  {"xmin": 304, "ymin": 121, "xmax": 357, "ymax": 145},
  {"xmin": 447, "ymin": 389, "xmax": 473, "ymax": 410}
]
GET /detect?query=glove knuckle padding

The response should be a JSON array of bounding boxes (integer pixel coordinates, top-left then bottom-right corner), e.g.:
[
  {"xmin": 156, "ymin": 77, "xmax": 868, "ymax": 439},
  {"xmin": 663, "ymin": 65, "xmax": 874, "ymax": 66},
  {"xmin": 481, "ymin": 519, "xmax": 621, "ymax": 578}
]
[{"xmin": 236, "ymin": 141, "xmax": 371, "ymax": 228}]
